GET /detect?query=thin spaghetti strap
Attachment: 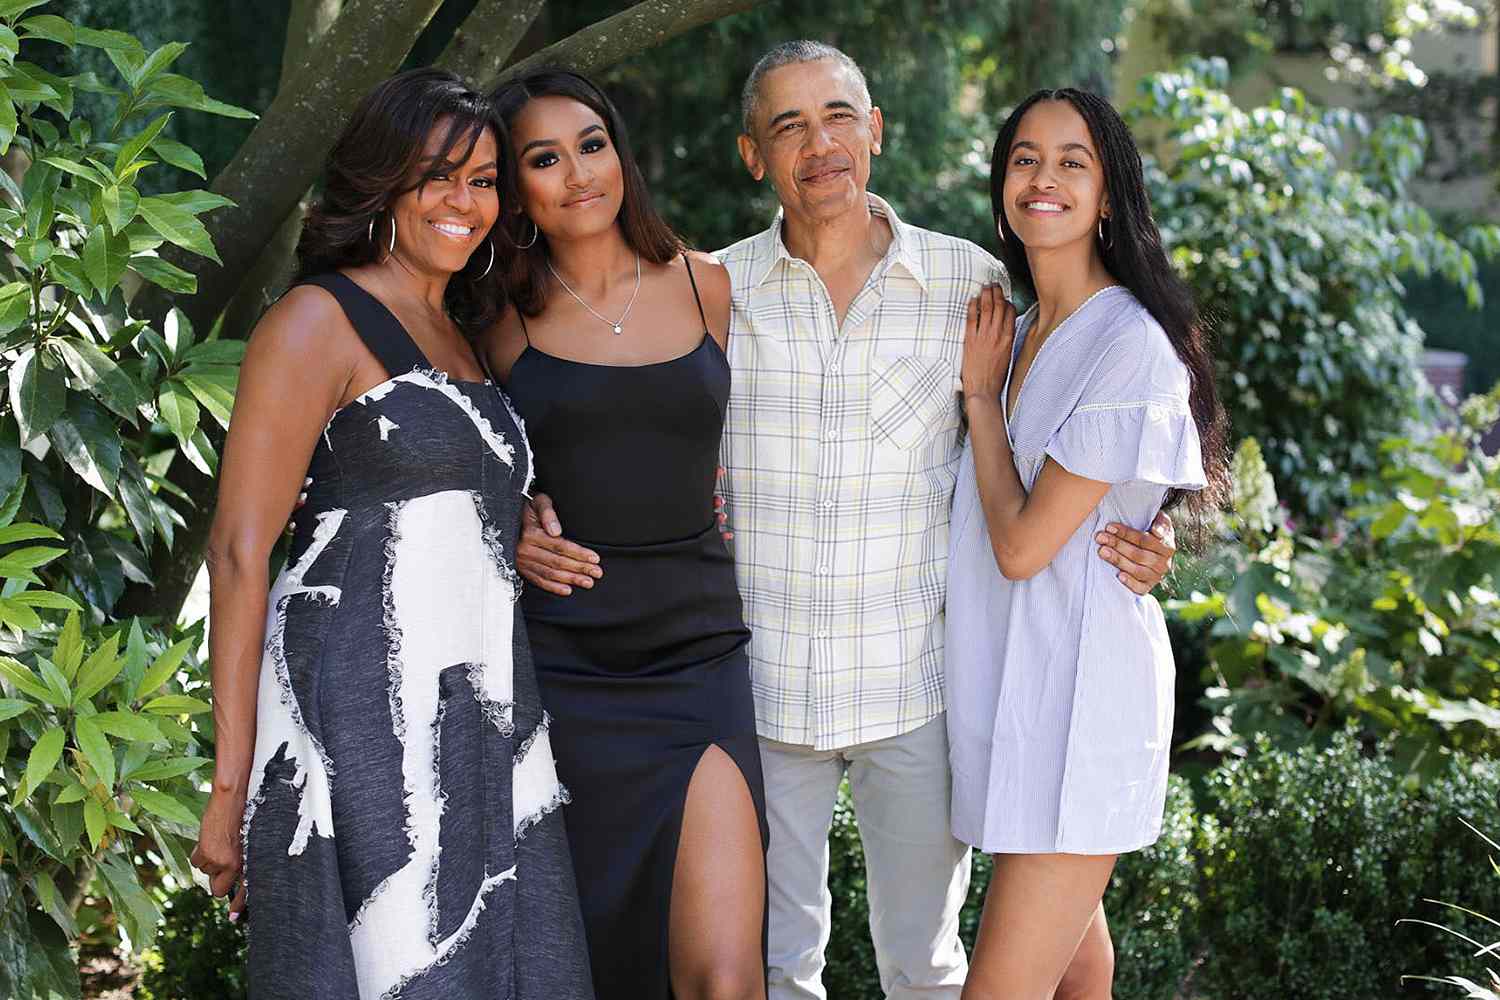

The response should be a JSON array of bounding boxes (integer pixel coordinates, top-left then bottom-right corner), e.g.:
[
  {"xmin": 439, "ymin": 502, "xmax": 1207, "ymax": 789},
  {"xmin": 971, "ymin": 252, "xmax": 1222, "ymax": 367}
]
[
  {"xmin": 682, "ymin": 253, "xmax": 709, "ymax": 334},
  {"xmin": 517, "ymin": 309, "xmax": 532, "ymax": 346}
]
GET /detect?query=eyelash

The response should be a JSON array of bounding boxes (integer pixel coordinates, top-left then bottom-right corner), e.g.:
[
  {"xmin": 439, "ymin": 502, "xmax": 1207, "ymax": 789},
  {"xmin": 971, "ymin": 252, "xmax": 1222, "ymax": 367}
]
[
  {"xmin": 778, "ymin": 111, "xmax": 856, "ymax": 134},
  {"xmin": 529, "ymin": 137, "xmax": 609, "ymax": 169},
  {"xmin": 430, "ymin": 174, "xmax": 495, "ymax": 188},
  {"xmin": 1012, "ymin": 156, "xmax": 1086, "ymax": 169}
]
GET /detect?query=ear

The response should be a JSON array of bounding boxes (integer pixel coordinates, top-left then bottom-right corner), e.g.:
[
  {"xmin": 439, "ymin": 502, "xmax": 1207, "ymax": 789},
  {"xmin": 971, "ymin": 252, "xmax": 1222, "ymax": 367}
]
[
  {"xmin": 869, "ymin": 106, "xmax": 884, "ymax": 157},
  {"xmin": 737, "ymin": 132, "xmax": 766, "ymax": 182},
  {"xmin": 1099, "ymin": 193, "xmax": 1111, "ymax": 220}
]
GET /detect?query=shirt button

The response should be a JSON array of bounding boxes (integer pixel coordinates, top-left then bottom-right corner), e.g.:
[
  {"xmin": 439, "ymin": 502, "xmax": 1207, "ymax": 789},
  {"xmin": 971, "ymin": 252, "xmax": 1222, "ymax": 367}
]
[
  {"xmin": 821, "ymin": 499, "xmax": 834, "ymax": 511},
  {"xmin": 818, "ymin": 564, "xmax": 831, "ymax": 575},
  {"xmin": 816, "ymin": 630, "xmax": 830, "ymax": 639},
  {"xmin": 824, "ymin": 428, "xmax": 837, "ymax": 440}
]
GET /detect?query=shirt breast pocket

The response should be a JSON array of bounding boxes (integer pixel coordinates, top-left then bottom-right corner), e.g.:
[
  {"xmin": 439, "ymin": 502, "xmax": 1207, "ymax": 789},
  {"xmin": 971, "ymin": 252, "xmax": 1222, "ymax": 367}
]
[{"xmin": 869, "ymin": 353, "xmax": 960, "ymax": 451}]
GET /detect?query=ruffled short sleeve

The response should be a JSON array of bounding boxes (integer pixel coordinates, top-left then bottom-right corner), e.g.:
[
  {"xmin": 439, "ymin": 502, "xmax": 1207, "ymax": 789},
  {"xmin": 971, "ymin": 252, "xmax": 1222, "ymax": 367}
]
[{"xmin": 1043, "ymin": 314, "xmax": 1207, "ymax": 489}]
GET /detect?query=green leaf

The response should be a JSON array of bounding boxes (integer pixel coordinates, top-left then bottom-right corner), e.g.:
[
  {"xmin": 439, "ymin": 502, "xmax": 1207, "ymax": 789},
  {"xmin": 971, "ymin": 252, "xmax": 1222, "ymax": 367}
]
[
  {"xmin": 16, "ymin": 60, "xmax": 72, "ymax": 117},
  {"xmin": 22, "ymin": 725, "xmax": 63, "ymax": 799},
  {"xmin": 142, "ymin": 694, "xmax": 210, "ymax": 715},
  {"xmin": 180, "ymin": 373, "xmax": 233, "ymax": 427},
  {"xmin": 130, "ymin": 786, "xmax": 198, "ymax": 827},
  {"xmin": 141, "ymin": 72, "xmax": 253, "ymax": 119},
  {"xmin": 184, "ymin": 339, "xmax": 246, "ymax": 365},
  {"xmin": 11, "ymin": 235, "xmax": 50, "ymax": 267},
  {"xmin": 53, "ymin": 337, "xmax": 143, "ymax": 423},
  {"xmin": 18, "ymin": 15, "xmax": 75, "ymax": 48},
  {"xmin": 30, "ymin": 867, "xmax": 77, "ymax": 938},
  {"xmin": 0, "ymin": 25, "xmax": 18, "ymax": 63},
  {"xmin": 8, "ymin": 589, "xmax": 80, "ymax": 611},
  {"xmin": 134, "ymin": 637, "xmax": 192, "ymax": 700},
  {"xmin": 154, "ymin": 188, "xmax": 234, "ymax": 215},
  {"xmin": 38, "ymin": 155, "xmax": 107, "ymax": 188},
  {"xmin": 97, "ymin": 855, "xmax": 161, "ymax": 952},
  {"xmin": 82, "ymin": 795, "xmax": 105, "ymax": 848},
  {"xmin": 35, "ymin": 657, "xmax": 69, "ymax": 705},
  {"xmin": 46, "ymin": 252, "xmax": 90, "ymax": 297},
  {"xmin": 0, "ymin": 522, "xmax": 58, "ymax": 544},
  {"xmin": 8, "ymin": 348, "xmax": 66, "ymax": 445},
  {"xmin": 137, "ymin": 195, "xmax": 220, "ymax": 263},
  {"xmin": 0, "ymin": 473, "xmax": 22, "ymax": 527},
  {"xmin": 73, "ymin": 714, "xmax": 113, "ymax": 791},
  {"xmin": 81, "ymin": 222, "xmax": 131, "ymax": 295},
  {"xmin": 128, "ymin": 755, "xmax": 209, "ymax": 782},
  {"xmin": 53, "ymin": 781, "xmax": 86, "ymax": 804},
  {"xmin": 135, "ymin": 42, "xmax": 187, "ymax": 88},
  {"xmin": 0, "ymin": 280, "xmax": 28, "ymax": 334},
  {"xmin": 47, "ymin": 393, "xmax": 122, "ymax": 496},
  {"xmin": 0, "ymin": 2, "xmax": 49, "ymax": 21},
  {"xmin": 120, "ymin": 618, "xmax": 149, "ymax": 694},
  {"xmin": 156, "ymin": 379, "xmax": 199, "ymax": 446},
  {"xmin": 3, "ymin": 64, "xmax": 59, "ymax": 104},
  {"xmin": 114, "ymin": 111, "xmax": 171, "ymax": 175},
  {"xmin": 0, "ymin": 597, "xmax": 41, "ymax": 631},
  {"xmin": 0, "ymin": 655, "xmax": 58, "ymax": 705},
  {"xmin": 0, "ymin": 82, "xmax": 15, "ymax": 155},
  {"xmin": 149, "ymin": 135, "xmax": 204, "ymax": 178},
  {"xmin": 52, "ymin": 610, "xmax": 81, "ymax": 678},
  {"xmin": 129, "ymin": 253, "xmax": 195, "ymax": 294},
  {"xmin": 180, "ymin": 425, "xmax": 217, "ymax": 476},
  {"xmin": 73, "ymin": 630, "xmax": 121, "ymax": 704},
  {"xmin": 0, "ymin": 697, "xmax": 28, "ymax": 721},
  {"xmin": 91, "ymin": 709, "xmax": 159, "ymax": 742},
  {"xmin": 0, "ymin": 544, "xmax": 63, "ymax": 570},
  {"xmin": 100, "ymin": 183, "xmax": 139, "ymax": 232}
]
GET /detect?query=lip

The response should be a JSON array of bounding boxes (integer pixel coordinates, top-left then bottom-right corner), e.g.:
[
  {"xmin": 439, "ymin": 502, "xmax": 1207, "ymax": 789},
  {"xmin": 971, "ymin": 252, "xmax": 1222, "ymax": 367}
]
[
  {"xmin": 1018, "ymin": 198, "xmax": 1071, "ymax": 217},
  {"xmin": 428, "ymin": 220, "xmax": 478, "ymax": 240},
  {"xmin": 800, "ymin": 165, "xmax": 849, "ymax": 185},
  {"xmin": 563, "ymin": 192, "xmax": 605, "ymax": 208}
]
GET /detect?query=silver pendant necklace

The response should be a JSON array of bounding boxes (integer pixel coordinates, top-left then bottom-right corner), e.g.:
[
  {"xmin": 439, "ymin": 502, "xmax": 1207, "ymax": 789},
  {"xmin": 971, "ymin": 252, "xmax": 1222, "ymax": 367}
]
[{"xmin": 547, "ymin": 253, "xmax": 641, "ymax": 335}]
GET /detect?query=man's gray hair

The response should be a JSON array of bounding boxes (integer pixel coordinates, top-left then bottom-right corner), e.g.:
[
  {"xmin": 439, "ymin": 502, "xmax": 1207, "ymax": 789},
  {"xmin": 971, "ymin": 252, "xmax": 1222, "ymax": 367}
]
[{"xmin": 740, "ymin": 40, "xmax": 872, "ymax": 136}]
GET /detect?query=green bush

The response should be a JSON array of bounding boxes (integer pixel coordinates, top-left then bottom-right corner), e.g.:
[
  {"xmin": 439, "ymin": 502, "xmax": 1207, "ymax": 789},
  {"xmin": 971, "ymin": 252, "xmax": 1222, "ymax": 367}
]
[
  {"xmin": 1171, "ymin": 398, "xmax": 1500, "ymax": 773},
  {"xmin": 1128, "ymin": 57, "xmax": 1500, "ymax": 519},
  {"xmin": 1401, "ymin": 820, "xmax": 1500, "ymax": 999},
  {"xmin": 824, "ymin": 776, "xmax": 1201, "ymax": 1000},
  {"xmin": 1195, "ymin": 730, "xmax": 1500, "ymax": 999},
  {"xmin": 136, "ymin": 879, "xmax": 245, "ymax": 1000}
]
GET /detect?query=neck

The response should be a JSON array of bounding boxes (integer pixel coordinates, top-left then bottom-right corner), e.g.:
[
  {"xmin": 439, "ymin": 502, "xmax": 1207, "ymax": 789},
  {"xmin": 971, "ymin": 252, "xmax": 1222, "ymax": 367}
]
[
  {"xmin": 373, "ymin": 252, "xmax": 452, "ymax": 313},
  {"xmin": 780, "ymin": 194, "xmax": 887, "ymax": 277},
  {"xmin": 1026, "ymin": 239, "xmax": 1115, "ymax": 331},
  {"xmin": 546, "ymin": 224, "xmax": 638, "ymax": 296}
]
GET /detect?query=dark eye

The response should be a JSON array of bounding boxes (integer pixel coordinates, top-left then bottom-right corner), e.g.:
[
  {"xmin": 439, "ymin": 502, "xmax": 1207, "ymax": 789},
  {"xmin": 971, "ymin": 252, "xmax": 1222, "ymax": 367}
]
[
  {"xmin": 582, "ymin": 137, "xmax": 607, "ymax": 153},
  {"xmin": 472, "ymin": 176, "xmax": 495, "ymax": 189},
  {"xmin": 530, "ymin": 152, "xmax": 558, "ymax": 168},
  {"xmin": 1013, "ymin": 155, "xmax": 1036, "ymax": 166},
  {"xmin": 779, "ymin": 121, "xmax": 804, "ymax": 134},
  {"xmin": 1064, "ymin": 159, "xmax": 1086, "ymax": 169}
]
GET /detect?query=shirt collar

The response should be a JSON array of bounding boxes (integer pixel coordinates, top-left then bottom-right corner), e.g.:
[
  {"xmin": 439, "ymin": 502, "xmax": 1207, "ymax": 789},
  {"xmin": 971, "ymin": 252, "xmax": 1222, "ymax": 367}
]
[{"xmin": 748, "ymin": 192, "xmax": 930, "ymax": 293}]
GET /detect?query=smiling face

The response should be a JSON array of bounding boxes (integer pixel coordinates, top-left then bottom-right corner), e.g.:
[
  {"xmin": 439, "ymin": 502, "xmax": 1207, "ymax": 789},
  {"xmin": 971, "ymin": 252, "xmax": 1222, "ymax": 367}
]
[
  {"xmin": 387, "ymin": 119, "xmax": 500, "ymax": 275},
  {"xmin": 1000, "ymin": 99, "xmax": 1109, "ymax": 252},
  {"xmin": 738, "ymin": 59, "xmax": 883, "ymax": 225},
  {"xmin": 508, "ymin": 94, "xmax": 624, "ymax": 244}
]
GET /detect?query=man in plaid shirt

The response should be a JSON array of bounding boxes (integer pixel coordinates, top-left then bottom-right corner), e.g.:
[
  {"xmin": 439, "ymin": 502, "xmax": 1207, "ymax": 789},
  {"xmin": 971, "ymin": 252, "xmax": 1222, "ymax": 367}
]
[{"xmin": 518, "ymin": 41, "xmax": 1177, "ymax": 999}]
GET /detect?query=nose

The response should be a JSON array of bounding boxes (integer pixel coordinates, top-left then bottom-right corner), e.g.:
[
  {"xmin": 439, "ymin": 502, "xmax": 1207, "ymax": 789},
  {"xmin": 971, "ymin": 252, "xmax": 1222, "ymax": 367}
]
[
  {"xmin": 565, "ymin": 154, "xmax": 594, "ymax": 189},
  {"xmin": 804, "ymin": 119, "xmax": 837, "ymax": 156},
  {"xmin": 444, "ymin": 179, "xmax": 474, "ymax": 211}
]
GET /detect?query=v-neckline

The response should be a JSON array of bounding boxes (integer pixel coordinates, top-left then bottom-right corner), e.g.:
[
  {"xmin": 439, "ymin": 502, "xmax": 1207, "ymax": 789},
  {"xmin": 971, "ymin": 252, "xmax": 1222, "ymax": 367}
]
[
  {"xmin": 337, "ymin": 271, "xmax": 490, "ymax": 386},
  {"xmin": 1001, "ymin": 285, "xmax": 1125, "ymax": 446}
]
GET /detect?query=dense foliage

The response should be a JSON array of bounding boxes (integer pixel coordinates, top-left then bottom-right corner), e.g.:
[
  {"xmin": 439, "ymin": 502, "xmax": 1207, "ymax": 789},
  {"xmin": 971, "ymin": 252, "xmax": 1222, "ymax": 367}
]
[
  {"xmin": 0, "ymin": 6, "xmax": 245, "ymax": 995},
  {"xmin": 1128, "ymin": 58, "xmax": 1499, "ymax": 517}
]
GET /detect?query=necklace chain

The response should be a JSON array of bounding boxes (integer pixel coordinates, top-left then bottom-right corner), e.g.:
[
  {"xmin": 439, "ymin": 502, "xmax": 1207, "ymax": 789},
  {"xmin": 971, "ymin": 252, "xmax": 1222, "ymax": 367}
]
[{"xmin": 547, "ymin": 254, "xmax": 641, "ymax": 335}]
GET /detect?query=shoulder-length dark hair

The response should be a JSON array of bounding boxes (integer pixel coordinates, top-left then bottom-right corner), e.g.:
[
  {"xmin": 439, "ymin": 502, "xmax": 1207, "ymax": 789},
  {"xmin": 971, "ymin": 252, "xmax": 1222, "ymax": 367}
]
[
  {"xmin": 487, "ymin": 68, "xmax": 683, "ymax": 318},
  {"xmin": 990, "ymin": 88, "xmax": 1229, "ymax": 523},
  {"xmin": 295, "ymin": 67, "xmax": 507, "ymax": 335}
]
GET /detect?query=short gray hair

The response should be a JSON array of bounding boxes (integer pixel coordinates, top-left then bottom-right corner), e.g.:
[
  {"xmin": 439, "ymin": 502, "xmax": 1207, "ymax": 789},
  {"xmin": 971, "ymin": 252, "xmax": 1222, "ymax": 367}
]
[{"xmin": 740, "ymin": 40, "xmax": 872, "ymax": 136}]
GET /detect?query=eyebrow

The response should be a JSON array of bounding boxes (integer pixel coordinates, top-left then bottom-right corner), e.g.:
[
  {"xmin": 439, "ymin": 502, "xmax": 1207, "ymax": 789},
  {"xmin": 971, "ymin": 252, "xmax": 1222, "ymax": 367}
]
[
  {"xmin": 768, "ymin": 100, "xmax": 859, "ymax": 130},
  {"xmin": 520, "ymin": 123, "xmax": 605, "ymax": 156},
  {"xmin": 1010, "ymin": 139, "xmax": 1095, "ymax": 159}
]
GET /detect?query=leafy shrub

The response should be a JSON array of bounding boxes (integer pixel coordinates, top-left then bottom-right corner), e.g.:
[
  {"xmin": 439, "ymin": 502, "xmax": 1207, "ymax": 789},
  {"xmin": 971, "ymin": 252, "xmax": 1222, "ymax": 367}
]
[
  {"xmin": 1401, "ymin": 820, "xmax": 1500, "ymax": 999},
  {"xmin": 0, "ymin": 6, "xmax": 246, "ymax": 993},
  {"xmin": 1171, "ymin": 400, "xmax": 1500, "ymax": 774},
  {"xmin": 1129, "ymin": 57, "xmax": 1500, "ymax": 519},
  {"xmin": 136, "ymin": 878, "xmax": 245, "ymax": 1000},
  {"xmin": 824, "ymin": 776, "xmax": 1201, "ymax": 999},
  {"xmin": 1194, "ymin": 730, "xmax": 1500, "ymax": 999}
]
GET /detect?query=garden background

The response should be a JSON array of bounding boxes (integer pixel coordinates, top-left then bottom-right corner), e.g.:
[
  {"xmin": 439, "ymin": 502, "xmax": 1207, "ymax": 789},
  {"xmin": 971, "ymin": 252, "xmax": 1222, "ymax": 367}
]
[{"xmin": 2, "ymin": 0, "xmax": 1500, "ymax": 997}]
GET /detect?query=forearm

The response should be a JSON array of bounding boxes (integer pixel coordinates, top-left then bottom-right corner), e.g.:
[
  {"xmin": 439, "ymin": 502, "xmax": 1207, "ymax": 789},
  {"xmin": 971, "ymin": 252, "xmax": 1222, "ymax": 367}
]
[
  {"xmin": 205, "ymin": 554, "xmax": 269, "ymax": 799},
  {"xmin": 965, "ymin": 395, "xmax": 1031, "ymax": 570}
]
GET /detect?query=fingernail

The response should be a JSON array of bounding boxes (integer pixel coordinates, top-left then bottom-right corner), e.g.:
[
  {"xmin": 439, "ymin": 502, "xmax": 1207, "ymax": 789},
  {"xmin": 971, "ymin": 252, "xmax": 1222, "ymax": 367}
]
[
  {"xmin": 1118, "ymin": 572, "xmax": 1128, "ymax": 583},
  {"xmin": 1107, "ymin": 525, "xmax": 1120, "ymax": 535},
  {"xmin": 228, "ymin": 911, "xmax": 239, "ymax": 923},
  {"xmin": 1099, "ymin": 546, "xmax": 1111, "ymax": 559},
  {"xmin": 588, "ymin": 554, "xmax": 600, "ymax": 564},
  {"xmin": 580, "ymin": 579, "xmax": 593, "ymax": 588},
  {"xmin": 591, "ymin": 568, "xmax": 602, "ymax": 578},
  {"xmin": 725, "ymin": 532, "xmax": 735, "ymax": 540},
  {"xmin": 559, "ymin": 586, "xmax": 572, "ymax": 595},
  {"xmin": 1094, "ymin": 532, "xmax": 1107, "ymax": 544}
]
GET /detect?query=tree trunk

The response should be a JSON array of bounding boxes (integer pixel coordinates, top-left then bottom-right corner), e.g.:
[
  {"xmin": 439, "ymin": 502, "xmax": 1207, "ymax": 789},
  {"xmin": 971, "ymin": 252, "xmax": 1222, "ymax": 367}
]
[
  {"xmin": 134, "ymin": 0, "xmax": 446, "ymax": 334},
  {"xmin": 491, "ymin": 0, "xmax": 765, "ymax": 88},
  {"xmin": 435, "ymin": 0, "xmax": 546, "ymax": 85},
  {"xmin": 129, "ymin": 0, "xmax": 771, "ymax": 624}
]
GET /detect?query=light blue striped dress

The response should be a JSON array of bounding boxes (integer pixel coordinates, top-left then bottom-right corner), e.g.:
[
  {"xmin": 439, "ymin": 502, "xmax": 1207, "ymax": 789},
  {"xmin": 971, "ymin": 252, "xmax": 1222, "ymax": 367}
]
[{"xmin": 946, "ymin": 285, "xmax": 1205, "ymax": 855}]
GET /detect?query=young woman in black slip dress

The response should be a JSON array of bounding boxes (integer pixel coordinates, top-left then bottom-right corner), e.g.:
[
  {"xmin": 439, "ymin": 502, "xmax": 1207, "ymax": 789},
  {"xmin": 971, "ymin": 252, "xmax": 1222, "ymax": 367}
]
[
  {"xmin": 192, "ymin": 69, "xmax": 593, "ymax": 999},
  {"xmin": 480, "ymin": 70, "xmax": 769, "ymax": 1000}
]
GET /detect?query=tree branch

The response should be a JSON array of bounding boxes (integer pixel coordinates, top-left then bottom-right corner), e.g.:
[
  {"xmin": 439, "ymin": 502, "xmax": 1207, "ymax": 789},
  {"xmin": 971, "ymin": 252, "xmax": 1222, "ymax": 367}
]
[
  {"xmin": 490, "ymin": 0, "xmax": 766, "ymax": 88},
  {"xmin": 140, "ymin": 0, "xmax": 445, "ymax": 333},
  {"xmin": 435, "ymin": 0, "xmax": 546, "ymax": 85}
]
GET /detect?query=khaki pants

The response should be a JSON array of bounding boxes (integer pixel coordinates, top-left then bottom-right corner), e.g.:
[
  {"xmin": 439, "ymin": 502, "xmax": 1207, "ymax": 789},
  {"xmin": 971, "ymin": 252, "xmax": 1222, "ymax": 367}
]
[{"xmin": 759, "ymin": 714, "xmax": 971, "ymax": 1000}]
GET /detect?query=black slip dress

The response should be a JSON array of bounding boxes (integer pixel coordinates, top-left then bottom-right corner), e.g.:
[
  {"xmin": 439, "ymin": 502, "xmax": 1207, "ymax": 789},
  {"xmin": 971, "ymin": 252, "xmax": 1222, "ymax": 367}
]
[{"xmin": 503, "ymin": 256, "xmax": 769, "ymax": 999}]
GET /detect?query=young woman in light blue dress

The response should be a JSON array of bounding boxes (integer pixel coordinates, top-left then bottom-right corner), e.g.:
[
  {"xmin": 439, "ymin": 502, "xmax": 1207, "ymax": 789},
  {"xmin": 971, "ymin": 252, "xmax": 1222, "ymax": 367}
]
[{"xmin": 946, "ymin": 89, "xmax": 1229, "ymax": 999}]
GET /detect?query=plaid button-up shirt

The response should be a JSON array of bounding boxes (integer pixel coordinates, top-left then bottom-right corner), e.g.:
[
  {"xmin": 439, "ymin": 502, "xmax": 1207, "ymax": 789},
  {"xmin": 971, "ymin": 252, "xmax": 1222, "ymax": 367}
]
[{"xmin": 715, "ymin": 194, "xmax": 1009, "ymax": 750}]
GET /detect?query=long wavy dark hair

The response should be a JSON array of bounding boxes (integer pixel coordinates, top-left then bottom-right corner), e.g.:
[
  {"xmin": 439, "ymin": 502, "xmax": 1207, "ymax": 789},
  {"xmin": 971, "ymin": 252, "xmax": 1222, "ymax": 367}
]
[
  {"xmin": 991, "ymin": 88, "xmax": 1229, "ymax": 522},
  {"xmin": 295, "ymin": 68, "xmax": 507, "ymax": 335},
  {"xmin": 487, "ymin": 68, "xmax": 683, "ymax": 318}
]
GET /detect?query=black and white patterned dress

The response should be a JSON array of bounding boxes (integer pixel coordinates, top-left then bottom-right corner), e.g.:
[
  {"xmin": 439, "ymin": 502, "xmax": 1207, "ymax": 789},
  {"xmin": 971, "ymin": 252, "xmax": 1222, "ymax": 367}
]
[{"xmin": 240, "ymin": 272, "xmax": 594, "ymax": 1000}]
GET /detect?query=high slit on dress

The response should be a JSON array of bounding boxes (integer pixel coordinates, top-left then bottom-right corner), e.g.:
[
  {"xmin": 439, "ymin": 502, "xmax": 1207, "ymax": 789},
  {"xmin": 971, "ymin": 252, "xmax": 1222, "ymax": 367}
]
[{"xmin": 503, "ymin": 257, "xmax": 769, "ymax": 999}]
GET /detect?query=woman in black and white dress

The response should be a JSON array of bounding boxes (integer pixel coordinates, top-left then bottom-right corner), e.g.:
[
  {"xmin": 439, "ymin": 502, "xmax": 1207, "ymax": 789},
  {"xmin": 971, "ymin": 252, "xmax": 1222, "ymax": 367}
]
[{"xmin": 191, "ymin": 69, "xmax": 594, "ymax": 999}]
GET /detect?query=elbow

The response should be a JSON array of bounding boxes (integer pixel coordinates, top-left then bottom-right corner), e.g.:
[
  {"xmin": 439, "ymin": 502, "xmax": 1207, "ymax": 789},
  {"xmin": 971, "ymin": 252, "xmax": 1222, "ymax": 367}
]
[
  {"xmin": 205, "ymin": 522, "xmax": 268, "ymax": 584},
  {"xmin": 990, "ymin": 540, "xmax": 1042, "ymax": 582}
]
